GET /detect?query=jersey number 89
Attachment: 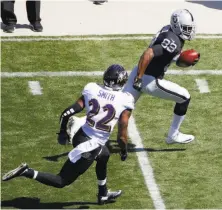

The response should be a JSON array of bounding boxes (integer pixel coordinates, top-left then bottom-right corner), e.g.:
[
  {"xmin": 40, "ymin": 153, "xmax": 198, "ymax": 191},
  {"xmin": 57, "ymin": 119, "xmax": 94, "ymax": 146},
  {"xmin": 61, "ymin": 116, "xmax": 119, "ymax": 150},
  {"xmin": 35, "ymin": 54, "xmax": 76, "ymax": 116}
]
[{"xmin": 161, "ymin": 38, "xmax": 177, "ymax": 53}]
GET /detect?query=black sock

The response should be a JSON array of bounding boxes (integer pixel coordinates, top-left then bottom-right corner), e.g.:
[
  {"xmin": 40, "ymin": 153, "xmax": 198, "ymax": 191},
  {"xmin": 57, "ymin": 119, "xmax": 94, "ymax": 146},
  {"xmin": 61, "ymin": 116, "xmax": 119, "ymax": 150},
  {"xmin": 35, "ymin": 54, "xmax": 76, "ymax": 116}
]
[
  {"xmin": 21, "ymin": 168, "xmax": 35, "ymax": 179},
  {"xmin": 98, "ymin": 184, "xmax": 107, "ymax": 196}
]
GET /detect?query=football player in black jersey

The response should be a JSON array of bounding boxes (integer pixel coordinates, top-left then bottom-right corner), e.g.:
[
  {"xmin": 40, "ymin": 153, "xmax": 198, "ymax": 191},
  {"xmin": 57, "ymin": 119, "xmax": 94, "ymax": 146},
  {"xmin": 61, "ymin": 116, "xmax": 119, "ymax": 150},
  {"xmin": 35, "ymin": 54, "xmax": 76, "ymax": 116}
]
[{"xmin": 123, "ymin": 9, "xmax": 198, "ymax": 144}]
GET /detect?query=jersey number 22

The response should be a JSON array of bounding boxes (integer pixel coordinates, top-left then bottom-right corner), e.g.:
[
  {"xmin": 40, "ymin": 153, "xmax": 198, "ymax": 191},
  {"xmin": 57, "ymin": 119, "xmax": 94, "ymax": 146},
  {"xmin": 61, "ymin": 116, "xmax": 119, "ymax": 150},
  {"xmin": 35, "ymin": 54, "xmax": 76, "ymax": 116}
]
[{"xmin": 87, "ymin": 98, "xmax": 116, "ymax": 132}]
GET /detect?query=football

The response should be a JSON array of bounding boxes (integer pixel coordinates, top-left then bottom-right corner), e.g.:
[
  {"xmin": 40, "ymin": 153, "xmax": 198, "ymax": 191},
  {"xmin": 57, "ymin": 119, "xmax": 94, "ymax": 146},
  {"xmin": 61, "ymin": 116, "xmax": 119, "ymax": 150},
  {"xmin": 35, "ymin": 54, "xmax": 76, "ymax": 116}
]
[{"xmin": 176, "ymin": 49, "xmax": 200, "ymax": 67}]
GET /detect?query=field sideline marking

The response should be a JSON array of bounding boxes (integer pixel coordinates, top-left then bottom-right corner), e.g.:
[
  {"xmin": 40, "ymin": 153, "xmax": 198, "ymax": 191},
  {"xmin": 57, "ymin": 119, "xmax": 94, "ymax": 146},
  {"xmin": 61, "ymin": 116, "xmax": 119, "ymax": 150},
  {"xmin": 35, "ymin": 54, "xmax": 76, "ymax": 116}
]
[
  {"xmin": 195, "ymin": 79, "xmax": 210, "ymax": 93},
  {"xmin": 1, "ymin": 35, "xmax": 222, "ymax": 42},
  {"xmin": 1, "ymin": 70, "xmax": 222, "ymax": 78},
  {"xmin": 28, "ymin": 81, "xmax": 43, "ymax": 95},
  {"xmin": 128, "ymin": 116, "xmax": 166, "ymax": 209}
]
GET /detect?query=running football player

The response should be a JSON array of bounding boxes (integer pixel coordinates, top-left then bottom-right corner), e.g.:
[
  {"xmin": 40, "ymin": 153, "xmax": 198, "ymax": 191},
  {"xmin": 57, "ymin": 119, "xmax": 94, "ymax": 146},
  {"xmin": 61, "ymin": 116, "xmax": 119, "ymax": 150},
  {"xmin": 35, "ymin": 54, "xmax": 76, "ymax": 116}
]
[
  {"xmin": 124, "ymin": 9, "xmax": 199, "ymax": 144},
  {"xmin": 2, "ymin": 64, "xmax": 134, "ymax": 205}
]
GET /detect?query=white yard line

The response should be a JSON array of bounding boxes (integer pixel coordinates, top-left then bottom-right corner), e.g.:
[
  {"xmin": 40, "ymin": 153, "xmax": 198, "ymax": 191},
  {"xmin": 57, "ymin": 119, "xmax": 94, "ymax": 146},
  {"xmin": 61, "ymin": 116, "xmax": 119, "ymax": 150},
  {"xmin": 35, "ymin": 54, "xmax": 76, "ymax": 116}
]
[
  {"xmin": 195, "ymin": 79, "xmax": 210, "ymax": 93},
  {"xmin": 28, "ymin": 81, "xmax": 43, "ymax": 95},
  {"xmin": 1, "ymin": 35, "xmax": 222, "ymax": 42},
  {"xmin": 167, "ymin": 70, "xmax": 222, "ymax": 75},
  {"xmin": 1, "ymin": 70, "xmax": 222, "ymax": 78},
  {"xmin": 128, "ymin": 116, "xmax": 166, "ymax": 209}
]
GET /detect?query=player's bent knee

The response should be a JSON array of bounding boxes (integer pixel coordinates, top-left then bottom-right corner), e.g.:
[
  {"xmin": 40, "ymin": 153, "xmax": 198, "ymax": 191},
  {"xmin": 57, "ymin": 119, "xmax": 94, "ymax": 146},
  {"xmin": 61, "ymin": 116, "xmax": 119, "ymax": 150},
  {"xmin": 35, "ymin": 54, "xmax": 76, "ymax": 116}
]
[
  {"xmin": 53, "ymin": 177, "xmax": 70, "ymax": 188},
  {"xmin": 174, "ymin": 97, "xmax": 191, "ymax": 116},
  {"xmin": 55, "ymin": 183, "xmax": 66, "ymax": 188},
  {"xmin": 181, "ymin": 87, "xmax": 190, "ymax": 101}
]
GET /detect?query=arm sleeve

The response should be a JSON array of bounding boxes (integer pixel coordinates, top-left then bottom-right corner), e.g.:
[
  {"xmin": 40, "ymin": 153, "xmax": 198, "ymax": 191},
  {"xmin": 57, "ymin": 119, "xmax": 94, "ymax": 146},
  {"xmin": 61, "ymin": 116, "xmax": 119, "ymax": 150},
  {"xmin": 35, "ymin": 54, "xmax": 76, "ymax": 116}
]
[
  {"xmin": 151, "ymin": 44, "xmax": 165, "ymax": 57},
  {"xmin": 59, "ymin": 101, "xmax": 84, "ymax": 131}
]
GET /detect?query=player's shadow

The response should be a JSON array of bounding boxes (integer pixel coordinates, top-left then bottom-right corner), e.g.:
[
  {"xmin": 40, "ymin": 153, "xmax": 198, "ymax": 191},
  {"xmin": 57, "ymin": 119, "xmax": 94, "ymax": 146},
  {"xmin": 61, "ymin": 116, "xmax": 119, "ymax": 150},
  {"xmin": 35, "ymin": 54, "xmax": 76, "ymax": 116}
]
[
  {"xmin": 107, "ymin": 140, "xmax": 186, "ymax": 154},
  {"xmin": 15, "ymin": 24, "xmax": 31, "ymax": 29},
  {"xmin": 1, "ymin": 22, "xmax": 30, "ymax": 31},
  {"xmin": 186, "ymin": 1, "xmax": 222, "ymax": 10},
  {"xmin": 1, "ymin": 197, "xmax": 100, "ymax": 209},
  {"xmin": 43, "ymin": 140, "xmax": 186, "ymax": 162},
  {"xmin": 43, "ymin": 152, "xmax": 69, "ymax": 162}
]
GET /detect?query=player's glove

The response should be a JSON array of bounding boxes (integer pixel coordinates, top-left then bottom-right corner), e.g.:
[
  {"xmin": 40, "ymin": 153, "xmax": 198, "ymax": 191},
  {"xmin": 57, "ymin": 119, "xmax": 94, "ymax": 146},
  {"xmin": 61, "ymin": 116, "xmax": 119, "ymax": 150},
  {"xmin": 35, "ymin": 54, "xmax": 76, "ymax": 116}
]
[
  {"xmin": 133, "ymin": 76, "xmax": 142, "ymax": 91},
  {"xmin": 119, "ymin": 149, "xmax": 128, "ymax": 161},
  {"xmin": 57, "ymin": 130, "xmax": 69, "ymax": 145},
  {"xmin": 117, "ymin": 139, "xmax": 128, "ymax": 161}
]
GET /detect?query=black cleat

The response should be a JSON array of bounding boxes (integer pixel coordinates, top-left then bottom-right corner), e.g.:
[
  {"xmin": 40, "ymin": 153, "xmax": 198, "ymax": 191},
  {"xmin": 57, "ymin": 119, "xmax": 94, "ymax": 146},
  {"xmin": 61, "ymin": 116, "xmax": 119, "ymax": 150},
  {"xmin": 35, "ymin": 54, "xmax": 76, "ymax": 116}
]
[
  {"xmin": 2, "ymin": 163, "xmax": 28, "ymax": 181},
  {"xmin": 30, "ymin": 22, "xmax": 43, "ymax": 32},
  {"xmin": 98, "ymin": 190, "xmax": 122, "ymax": 205},
  {"xmin": 3, "ymin": 24, "xmax": 15, "ymax": 33}
]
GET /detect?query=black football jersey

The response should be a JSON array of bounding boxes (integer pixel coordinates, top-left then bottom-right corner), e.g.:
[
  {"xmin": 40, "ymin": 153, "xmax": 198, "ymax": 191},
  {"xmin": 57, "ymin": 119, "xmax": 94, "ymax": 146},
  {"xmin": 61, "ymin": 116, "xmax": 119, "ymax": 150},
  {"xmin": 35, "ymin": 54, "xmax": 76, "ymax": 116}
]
[{"xmin": 145, "ymin": 25, "xmax": 184, "ymax": 78}]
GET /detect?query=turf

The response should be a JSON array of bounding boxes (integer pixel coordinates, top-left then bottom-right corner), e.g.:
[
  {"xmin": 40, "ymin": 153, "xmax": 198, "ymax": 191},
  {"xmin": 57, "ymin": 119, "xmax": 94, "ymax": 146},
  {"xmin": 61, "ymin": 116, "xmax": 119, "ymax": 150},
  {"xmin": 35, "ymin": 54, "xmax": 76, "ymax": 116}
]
[
  {"xmin": 1, "ymin": 37, "xmax": 222, "ymax": 209},
  {"xmin": 134, "ymin": 75, "xmax": 222, "ymax": 209},
  {"xmin": 1, "ymin": 77, "xmax": 152, "ymax": 209},
  {"xmin": 1, "ymin": 39, "xmax": 222, "ymax": 72}
]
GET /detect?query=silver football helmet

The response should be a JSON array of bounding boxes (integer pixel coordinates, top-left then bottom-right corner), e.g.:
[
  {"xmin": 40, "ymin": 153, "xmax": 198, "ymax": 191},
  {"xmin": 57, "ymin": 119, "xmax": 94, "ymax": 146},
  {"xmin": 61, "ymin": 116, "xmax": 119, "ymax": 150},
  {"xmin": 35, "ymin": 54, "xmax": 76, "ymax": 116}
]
[{"xmin": 170, "ymin": 9, "xmax": 196, "ymax": 41}]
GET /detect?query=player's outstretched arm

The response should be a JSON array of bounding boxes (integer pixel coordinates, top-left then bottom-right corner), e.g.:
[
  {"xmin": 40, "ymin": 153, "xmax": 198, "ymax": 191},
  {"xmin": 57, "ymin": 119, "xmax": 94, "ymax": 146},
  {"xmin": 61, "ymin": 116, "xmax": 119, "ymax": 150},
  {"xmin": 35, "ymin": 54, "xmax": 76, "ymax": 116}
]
[
  {"xmin": 133, "ymin": 48, "xmax": 154, "ymax": 91},
  {"xmin": 57, "ymin": 96, "xmax": 85, "ymax": 145},
  {"xmin": 117, "ymin": 109, "xmax": 132, "ymax": 161},
  {"xmin": 137, "ymin": 48, "xmax": 154, "ymax": 78}
]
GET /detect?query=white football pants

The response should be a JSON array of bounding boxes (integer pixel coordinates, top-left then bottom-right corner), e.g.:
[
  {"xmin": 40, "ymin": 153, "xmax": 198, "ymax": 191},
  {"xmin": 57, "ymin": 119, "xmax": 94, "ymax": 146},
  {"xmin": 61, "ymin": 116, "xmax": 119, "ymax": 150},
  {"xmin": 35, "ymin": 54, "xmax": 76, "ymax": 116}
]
[{"xmin": 123, "ymin": 66, "xmax": 190, "ymax": 103}]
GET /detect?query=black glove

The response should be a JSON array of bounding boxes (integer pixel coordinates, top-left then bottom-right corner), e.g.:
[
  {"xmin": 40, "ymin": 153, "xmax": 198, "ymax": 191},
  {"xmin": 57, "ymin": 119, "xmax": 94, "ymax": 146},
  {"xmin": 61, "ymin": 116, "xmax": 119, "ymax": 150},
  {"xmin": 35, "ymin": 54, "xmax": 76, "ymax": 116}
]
[
  {"xmin": 57, "ymin": 130, "xmax": 69, "ymax": 145},
  {"xmin": 120, "ymin": 149, "xmax": 128, "ymax": 161},
  {"xmin": 133, "ymin": 76, "xmax": 142, "ymax": 91},
  {"xmin": 117, "ymin": 139, "xmax": 128, "ymax": 161}
]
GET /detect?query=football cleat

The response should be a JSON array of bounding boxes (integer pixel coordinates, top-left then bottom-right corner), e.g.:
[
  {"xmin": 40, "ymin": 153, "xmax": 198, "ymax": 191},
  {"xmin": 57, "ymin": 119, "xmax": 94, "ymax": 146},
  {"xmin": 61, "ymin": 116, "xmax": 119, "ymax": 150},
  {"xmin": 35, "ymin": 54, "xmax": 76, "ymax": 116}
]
[
  {"xmin": 166, "ymin": 132, "xmax": 195, "ymax": 144},
  {"xmin": 2, "ymin": 163, "xmax": 28, "ymax": 181},
  {"xmin": 98, "ymin": 190, "xmax": 122, "ymax": 205}
]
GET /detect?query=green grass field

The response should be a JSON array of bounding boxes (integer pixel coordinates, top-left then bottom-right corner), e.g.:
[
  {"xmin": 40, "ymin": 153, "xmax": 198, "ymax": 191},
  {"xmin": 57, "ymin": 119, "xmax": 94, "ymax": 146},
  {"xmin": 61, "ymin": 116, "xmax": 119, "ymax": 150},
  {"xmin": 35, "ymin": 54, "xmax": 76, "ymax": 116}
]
[{"xmin": 1, "ymin": 37, "xmax": 222, "ymax": 209}]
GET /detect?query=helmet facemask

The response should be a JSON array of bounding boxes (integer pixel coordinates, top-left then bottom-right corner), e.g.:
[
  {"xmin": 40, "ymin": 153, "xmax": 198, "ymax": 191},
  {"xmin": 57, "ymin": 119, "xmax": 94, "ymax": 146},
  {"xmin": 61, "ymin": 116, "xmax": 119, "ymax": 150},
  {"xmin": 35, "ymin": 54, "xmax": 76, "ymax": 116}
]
[{"xmin": 180, "ymin": 23, "xmax": 196, "ymax": 40}]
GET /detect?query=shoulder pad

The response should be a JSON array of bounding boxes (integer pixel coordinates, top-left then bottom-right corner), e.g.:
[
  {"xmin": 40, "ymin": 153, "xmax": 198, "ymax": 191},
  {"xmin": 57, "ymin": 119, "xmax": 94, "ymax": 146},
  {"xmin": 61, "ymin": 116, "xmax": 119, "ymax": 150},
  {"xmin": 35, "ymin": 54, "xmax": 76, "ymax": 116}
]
[
  {"xmin": 165, "ymin": 31, "xmax": 182, "ymax": 44},
  {"xmin": 82, "ymin": 82, "xmax": 97, "ymax": 95}
]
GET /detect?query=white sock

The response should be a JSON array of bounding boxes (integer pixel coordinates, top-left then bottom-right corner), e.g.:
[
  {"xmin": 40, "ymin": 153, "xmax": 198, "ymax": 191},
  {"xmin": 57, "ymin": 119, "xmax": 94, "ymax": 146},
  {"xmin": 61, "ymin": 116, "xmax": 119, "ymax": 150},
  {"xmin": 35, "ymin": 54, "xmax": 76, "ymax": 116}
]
[
  {"xmin": 98, "ymin": 178, "xmax": 107, "ymax": 186},
  {"xmin": 168, "ymin": 114, "xmax": 185, "ymax": 137},
  {"xmin": 33, "ymin": 170, "xmax": 38, "ymax": 179}
]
